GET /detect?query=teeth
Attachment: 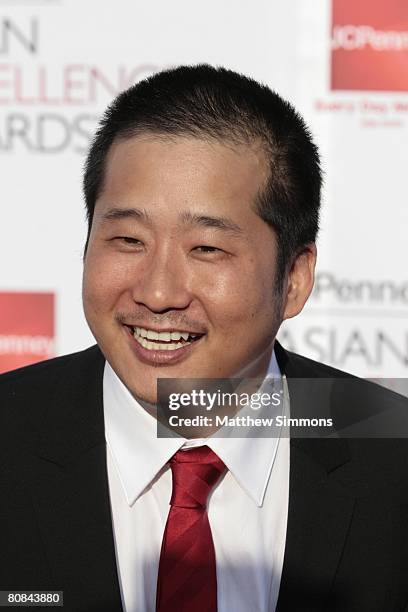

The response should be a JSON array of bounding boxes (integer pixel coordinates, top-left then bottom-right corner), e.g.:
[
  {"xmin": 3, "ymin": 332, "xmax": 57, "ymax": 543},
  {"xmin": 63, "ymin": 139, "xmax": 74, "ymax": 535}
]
[
  {"xmin": 134, "ymin": 327, "xmax": 196, "ymax": 342},
  {"xmin": 132, "ymin": 326, "xmax": 203, "ymax": 351},
  {"xmin": 134, "ymin": 335, "xmax": 185, "ymax": 351},
  {"xmin": 136, "ymin": 327, "xmax": 148, "ymax": 338}
]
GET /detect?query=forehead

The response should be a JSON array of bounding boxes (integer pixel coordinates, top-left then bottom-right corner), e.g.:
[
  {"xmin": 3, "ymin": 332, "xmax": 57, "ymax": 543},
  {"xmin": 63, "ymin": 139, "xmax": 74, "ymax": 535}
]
[{"xmin": 97, "ymin": 134, "xmax": 270, "ymax": 220}]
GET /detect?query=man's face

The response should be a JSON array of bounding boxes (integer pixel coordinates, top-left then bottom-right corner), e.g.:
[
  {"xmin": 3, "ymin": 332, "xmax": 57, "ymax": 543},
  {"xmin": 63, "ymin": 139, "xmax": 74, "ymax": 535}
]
[{"xmin": 83, "ymin": 135, "xmax": 286, "ymax": 404}]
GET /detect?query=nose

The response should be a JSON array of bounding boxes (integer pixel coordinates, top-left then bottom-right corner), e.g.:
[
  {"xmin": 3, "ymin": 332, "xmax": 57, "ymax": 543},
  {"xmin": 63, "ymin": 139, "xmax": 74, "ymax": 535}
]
[{"xmin": 131, "ymin": 247, "xmax": 192, "ymax": 313}]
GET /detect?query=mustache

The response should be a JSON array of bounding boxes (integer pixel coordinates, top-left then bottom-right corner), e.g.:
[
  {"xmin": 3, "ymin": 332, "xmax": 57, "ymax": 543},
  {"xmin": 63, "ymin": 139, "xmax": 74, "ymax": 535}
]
[{"xmin": 115, "ymin": 311, "xmax": 208, "ymax": 334}]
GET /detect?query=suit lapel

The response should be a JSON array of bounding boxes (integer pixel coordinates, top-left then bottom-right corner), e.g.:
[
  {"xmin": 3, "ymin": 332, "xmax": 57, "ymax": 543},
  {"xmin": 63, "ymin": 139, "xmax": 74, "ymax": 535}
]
[
  {"xmin": 30, "ymin": 346, "xmax": 123, "ymax": 611},
  {"xmin": 275, "ymin": 341, "xmax": 355, "ymax": 609}
]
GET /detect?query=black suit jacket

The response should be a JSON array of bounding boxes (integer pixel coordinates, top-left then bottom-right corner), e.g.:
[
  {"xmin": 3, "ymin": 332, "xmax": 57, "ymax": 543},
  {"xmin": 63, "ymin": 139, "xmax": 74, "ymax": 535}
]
[{"xmin": 1, "ymin": 343, "xmax": 408, "ymax": 611}]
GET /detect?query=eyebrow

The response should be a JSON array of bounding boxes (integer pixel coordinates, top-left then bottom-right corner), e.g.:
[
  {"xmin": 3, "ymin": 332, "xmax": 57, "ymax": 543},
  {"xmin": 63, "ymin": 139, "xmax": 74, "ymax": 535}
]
[
  {"xmin": 101, "ymin": 207, "xmax": 151, "ymax": 224},
  {"xmin": 180, "ymin": 210, "xmax": 244, "ymax": 236},
  {"xmin": 101, "ymin": 206, "xmax": 244, "ymax": 236}
]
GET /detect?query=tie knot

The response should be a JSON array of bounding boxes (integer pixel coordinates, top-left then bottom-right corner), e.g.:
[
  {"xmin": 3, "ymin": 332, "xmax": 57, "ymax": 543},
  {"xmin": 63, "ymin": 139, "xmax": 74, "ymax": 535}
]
[{"xmin": 169, "ymin": 446, "xmax": 226, "ymax": 509}]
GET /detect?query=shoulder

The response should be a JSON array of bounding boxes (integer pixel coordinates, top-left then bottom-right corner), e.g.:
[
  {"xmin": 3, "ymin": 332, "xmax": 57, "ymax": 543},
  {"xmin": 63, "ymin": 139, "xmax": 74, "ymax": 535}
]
[
  {"xmin": 277, "ymin": 343, "xmax": 408, "ymax": 490},
  {"xmin": 0, "ymin": 344, "xmax": 104, "ymax": 393},
  {"xmin": 275, "ymin": 340, "xmax": 354, "ymax": 379},
  {"xmin": 0, "ymin": 345, "xmax": 105, "ymax": 437},
  {"xmin": 276, "ymin": 341, "xmax": 405, "ymax": 409}
]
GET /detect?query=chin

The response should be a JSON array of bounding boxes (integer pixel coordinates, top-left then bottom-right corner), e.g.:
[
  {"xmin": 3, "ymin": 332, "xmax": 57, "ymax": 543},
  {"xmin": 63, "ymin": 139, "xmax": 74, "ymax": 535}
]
[{"xmin": 133, "ymin": 389, "xmax": 157, "ymax": 405}]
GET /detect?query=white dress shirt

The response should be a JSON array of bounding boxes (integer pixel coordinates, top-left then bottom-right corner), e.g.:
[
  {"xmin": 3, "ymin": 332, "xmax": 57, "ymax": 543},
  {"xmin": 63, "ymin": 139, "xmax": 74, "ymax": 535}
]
[{"xmin": 103, "ymin": 350, "xmax": 290, "ymax": 612}]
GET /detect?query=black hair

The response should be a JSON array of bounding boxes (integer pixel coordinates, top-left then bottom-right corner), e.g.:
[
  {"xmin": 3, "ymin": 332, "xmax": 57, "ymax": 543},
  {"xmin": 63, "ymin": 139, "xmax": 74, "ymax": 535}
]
[{"xmin": 83, "ymin": 64, "xmax": 322, "ymax": 289}]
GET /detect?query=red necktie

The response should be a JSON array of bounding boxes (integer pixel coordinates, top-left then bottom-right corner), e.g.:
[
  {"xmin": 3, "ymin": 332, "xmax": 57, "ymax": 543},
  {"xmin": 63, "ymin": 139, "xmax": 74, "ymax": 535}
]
[{"xmin": 156, "ymin": 445, "xmax": 227, "ymax": 612}]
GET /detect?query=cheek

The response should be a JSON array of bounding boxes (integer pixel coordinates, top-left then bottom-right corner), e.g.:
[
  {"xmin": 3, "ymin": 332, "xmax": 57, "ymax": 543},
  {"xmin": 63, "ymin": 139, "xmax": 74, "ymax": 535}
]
[
  {"xmin": 195, "ymin": 268, "xmax": 243, "ymax": 321},
  {"xmin": 82, "ymin": 251, "xmax": 131, "ymax": 314},
  {"xmin": 199, "ymin": 263, "xmax": 273, "ymax": 328}
]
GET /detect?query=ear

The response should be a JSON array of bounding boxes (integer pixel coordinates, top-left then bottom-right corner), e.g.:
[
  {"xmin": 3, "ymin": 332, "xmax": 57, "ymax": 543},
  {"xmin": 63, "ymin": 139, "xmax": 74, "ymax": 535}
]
[{"xmin": 282, "ymin": 243, "xmax": 317, "ymax": 320}]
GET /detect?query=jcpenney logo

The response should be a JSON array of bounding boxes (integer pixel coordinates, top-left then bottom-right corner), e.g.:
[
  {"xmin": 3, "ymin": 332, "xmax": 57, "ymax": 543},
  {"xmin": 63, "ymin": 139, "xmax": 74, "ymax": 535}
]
[
  {"xmin": 332, "ymin": 25, "xmax": 408, "ymax": 51},
  {"xmin": 331, "ymin": 0, "xmax": 408, "ymax": 92},
  {"xmin": 311, "ymin": 272, "xmax": 408, "ymax": 306}
]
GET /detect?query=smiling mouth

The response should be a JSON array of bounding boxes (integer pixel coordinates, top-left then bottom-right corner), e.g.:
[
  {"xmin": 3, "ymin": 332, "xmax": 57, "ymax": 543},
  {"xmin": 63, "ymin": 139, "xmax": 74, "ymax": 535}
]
[{"xmin": 131, "ymin": 326, "xmax": 204, "ymax": 351}]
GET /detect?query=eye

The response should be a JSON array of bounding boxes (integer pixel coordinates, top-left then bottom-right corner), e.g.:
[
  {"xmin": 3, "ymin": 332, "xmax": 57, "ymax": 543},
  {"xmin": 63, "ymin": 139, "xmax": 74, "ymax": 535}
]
[
  {"xmin": 194, "ymin": 245, "xmax": 221, "ymax": 253},
  {"xmin": 109, "ymin": 236, "xmax": 144, "ymax": 250},
  {"xmin": 115, "ymin": 236, "xmax": 142, "ymax": 245}
]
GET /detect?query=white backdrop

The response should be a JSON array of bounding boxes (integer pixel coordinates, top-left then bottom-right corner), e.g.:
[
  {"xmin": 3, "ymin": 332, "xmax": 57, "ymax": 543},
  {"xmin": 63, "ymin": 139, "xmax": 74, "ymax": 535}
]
[{"xmin": 1, "ymin": 0, "xmax": 407, "ymax": 381}]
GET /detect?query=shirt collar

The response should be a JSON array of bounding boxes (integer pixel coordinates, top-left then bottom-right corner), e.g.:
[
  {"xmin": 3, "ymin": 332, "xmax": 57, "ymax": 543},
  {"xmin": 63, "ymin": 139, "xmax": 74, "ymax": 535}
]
[{"xmin": 103, "ymin": 347, "xmax": 285, "ymax": 507}]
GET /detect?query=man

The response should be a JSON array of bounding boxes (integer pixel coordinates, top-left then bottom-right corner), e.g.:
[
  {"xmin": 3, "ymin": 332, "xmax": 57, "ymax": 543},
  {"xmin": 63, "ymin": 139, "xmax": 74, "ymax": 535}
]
[{"xmin": 1, "ymin": 65, "xmax": 408, "ymax": 611}]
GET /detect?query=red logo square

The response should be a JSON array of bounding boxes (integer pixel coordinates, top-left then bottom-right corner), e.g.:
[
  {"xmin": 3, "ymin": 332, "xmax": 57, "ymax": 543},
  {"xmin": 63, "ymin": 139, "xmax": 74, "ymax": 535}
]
[
  {"xmin": 331, "ymin": 0, "xmax": 408, "ymax": 91},
  {"xmin": 0, "ymin": 292, "xmax": 55, "ymax": 374}
]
